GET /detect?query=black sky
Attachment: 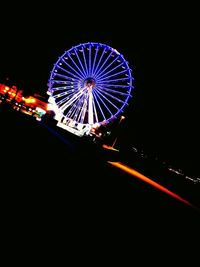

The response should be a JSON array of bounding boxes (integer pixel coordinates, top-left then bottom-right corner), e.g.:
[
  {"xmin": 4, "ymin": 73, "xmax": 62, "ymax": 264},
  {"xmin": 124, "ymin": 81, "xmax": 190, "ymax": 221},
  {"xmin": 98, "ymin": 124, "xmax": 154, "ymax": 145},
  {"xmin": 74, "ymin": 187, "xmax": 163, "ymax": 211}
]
[{"xmin": 1, "ymin": 3, "xmax": 199, "ymax": 173}]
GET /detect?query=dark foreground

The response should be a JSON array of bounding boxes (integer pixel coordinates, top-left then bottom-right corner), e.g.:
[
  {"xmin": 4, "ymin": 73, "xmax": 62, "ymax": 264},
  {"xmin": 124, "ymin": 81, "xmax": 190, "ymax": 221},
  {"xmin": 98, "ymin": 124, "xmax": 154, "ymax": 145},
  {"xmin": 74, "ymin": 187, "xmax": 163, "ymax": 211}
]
[{"xmin": 1, "ymin": 104, "xmax": 200, "ymax": 253}]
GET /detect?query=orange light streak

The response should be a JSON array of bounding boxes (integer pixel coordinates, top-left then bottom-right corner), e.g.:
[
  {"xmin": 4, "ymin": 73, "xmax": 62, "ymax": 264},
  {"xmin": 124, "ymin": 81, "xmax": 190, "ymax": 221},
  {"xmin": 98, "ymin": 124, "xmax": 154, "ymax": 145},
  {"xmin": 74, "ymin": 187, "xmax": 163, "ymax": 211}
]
[{"xmin": 108, "ymin": 161, "xmax": 194, "ymax": 208}]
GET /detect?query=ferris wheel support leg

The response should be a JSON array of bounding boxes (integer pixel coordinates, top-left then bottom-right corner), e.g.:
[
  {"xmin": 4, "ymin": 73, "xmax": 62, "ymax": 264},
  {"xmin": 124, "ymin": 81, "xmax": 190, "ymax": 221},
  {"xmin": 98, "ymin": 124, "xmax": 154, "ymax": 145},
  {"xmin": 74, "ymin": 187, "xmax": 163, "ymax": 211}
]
[{"xmin": 88, "ymin": 89, "xmax": 94, "ymax": 125}]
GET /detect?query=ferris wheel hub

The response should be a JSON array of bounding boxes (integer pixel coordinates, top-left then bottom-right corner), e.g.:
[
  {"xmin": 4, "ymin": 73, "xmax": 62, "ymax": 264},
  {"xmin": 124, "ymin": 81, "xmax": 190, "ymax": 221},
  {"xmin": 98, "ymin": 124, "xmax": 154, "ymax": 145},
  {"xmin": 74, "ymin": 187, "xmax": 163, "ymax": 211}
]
[{"xmin": 85, "ymin": 78, "xmax": 95, "ymax": 89}]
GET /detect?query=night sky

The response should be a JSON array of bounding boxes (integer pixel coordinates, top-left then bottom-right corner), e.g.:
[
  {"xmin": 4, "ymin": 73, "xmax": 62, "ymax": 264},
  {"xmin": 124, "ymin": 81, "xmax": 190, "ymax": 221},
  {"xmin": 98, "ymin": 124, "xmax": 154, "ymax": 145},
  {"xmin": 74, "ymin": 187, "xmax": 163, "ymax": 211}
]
[{"xmin": 1, "ymin": 3, "xmax": 199, "ymax": 174}]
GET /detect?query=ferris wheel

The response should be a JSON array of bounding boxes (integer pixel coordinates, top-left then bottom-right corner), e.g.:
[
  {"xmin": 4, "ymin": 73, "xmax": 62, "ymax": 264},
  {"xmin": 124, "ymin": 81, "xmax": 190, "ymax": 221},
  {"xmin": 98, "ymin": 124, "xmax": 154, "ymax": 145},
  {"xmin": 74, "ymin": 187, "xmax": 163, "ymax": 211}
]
[{"xmin": 47, "ymin": 42, "xmax": 134, "ymax": 135}]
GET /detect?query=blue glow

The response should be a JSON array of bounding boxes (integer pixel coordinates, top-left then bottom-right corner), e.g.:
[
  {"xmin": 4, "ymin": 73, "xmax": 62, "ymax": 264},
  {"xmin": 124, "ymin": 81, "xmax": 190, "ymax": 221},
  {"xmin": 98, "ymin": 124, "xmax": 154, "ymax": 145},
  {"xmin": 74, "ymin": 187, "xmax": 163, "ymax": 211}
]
[{"xmin": 48, "ymin": 42, "xmax": 134, "ymax": 127}]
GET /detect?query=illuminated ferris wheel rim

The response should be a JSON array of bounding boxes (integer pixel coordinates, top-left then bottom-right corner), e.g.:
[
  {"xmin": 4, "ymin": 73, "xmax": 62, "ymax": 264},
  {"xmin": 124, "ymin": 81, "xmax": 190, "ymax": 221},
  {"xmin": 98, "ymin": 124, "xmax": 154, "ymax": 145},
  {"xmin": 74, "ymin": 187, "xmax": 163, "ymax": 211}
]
[{"xmin": 47, "ymin": 42, "xmax": 134, "ymax": 131}]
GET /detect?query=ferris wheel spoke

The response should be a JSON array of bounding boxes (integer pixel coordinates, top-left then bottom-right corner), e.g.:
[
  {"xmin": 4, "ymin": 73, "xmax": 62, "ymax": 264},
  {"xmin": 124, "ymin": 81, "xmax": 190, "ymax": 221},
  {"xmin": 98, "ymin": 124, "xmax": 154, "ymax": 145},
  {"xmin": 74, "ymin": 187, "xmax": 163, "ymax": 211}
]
[
  {"xmin": 94, "ymin": 89, "xmax": 117, "ymax": 114},
  {"xmin": 52, "ymin": 72, "xmax": 74, "ymax": 81},
  {"xmin": 75, "ymin": 91, "xmax": 92, "ymax": 124},
  {"xmin": 51, "ymin": 87, "xmax": 75, "ymax": 94},
  {"xmin": 88, "ymin": 91, "xmax": 94, "ymax": 124},
  {"xmin": 56, "ymin": 95, "xmax": 72, "ymax": 106},
  {"xmin": 50, "ymin": 85, "xmax": 74, "ymax": 91},
  {"xmin": 51, "ymin": 77, "xmax": 74, "ymax": 83},
  {"xmin": 80, "ymin": 100, "xmax": 88, "ymax": 124},
  {"xmin": 59, "ymin": 89, "xmax": 86, "ymax": 110},
  {"xmin": 93, "ymin": 92, "xmax": 108, "ymax": 121},
  {"xmin": 58, "ymin": 88, "xmax": 86, "ymax": 111},
  {"xmin": 96, "ymin": 87, "xmax": 128, "ymax": 104},
  {"xmin": 52, "ymin": 90, "xmax": 76, "ymax": 99},
  {"xmin": 95, "ymin": 87, "xmax": 122, "ymax": 110},
  {"xmin": 50, "ymin": 78, "xmax": 75, "ymax": 84},
  {"xmin": 65, "ymin": 93, "xmax": 85, "ymax": 121},
  {"xmin": 81, "ymin": 47, "xmax": 89, "ymax": 76},
  {"xmin": 77, "ymin": 97, "xmax": 88, "ymax": 124},
  {"xmin": 98, "ymin": 86, "xmax": 131, "ymax": 97},
  {"xmin": 96, "ymin": 62, "xmax": 125, "ymax": 81},
  {"xmin": 72, "ymin": 49, "xmax": 88, "ymax": 77},
  {"xmin": 91, "ymin": 47, "xmax": 99, "ymax": 76},
  {"xmin": 88, "ymin": 46, "xmax": 92, "ymax": 76},
  {"xmin": 65, "ymin": 52, "xmax": 87, "ymax": 78},
  {"xmin": 93, "ymin": 50, "xmax": 114, "ymax": 77},
  {"xmin": 68, "ymin": 101, "xmax": 83, "ymax": 121},
  {"xmin": 56, "ymin": 66, "xmax": 82, "ymax": 80},
  {"xmin": 65, "ymin": 102, "xmax": 78, "ymax": 119},
  {"xmin": 92, "ymin": 96, "xmax": 99, "ymax": 123},
  {"xmin": 98, "ymin": 68, "xmax": 128, "ymax": 81},
  {"xmin": 95, "ymin": 54, "xmax": 121, "ymax": 78},
  {"xmin": 99, "ymin": 77, "xmax": 130, "ymax": 83},
  {"xmin": 76, "ymin": 93, "xmax": 89, "ymax": 122},
  {"xmin": 98, "ymin": 83, "xmax": 132, "ymax": 89},
  {"xmin": 92, "ymin": 47, "xmax": 106, "ymax": 76},
  {"xmin": 61, "ymin": 58, "xmax": 85, "ymax": 80}
]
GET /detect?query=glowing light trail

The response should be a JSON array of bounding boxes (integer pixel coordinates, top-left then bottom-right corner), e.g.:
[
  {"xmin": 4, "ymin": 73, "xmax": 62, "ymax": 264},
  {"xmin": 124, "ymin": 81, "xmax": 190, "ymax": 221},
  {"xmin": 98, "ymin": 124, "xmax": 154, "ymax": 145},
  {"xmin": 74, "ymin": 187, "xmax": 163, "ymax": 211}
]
[{"xmin": 108, "ymin": 161, "xmax": 195, "ymax": 208}]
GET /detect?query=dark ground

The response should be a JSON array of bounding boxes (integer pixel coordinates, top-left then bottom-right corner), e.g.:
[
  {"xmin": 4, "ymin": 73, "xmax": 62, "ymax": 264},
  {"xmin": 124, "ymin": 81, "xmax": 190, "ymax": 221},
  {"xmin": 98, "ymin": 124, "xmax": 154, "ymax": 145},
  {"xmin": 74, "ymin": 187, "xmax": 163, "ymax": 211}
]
[
  {"xmin": 0, "ymin": 102, "xmax": 199, "ymax": 211},
  {"xmin": 0, "ymin": 102, "xmax": 200, "ymax": 262}
]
